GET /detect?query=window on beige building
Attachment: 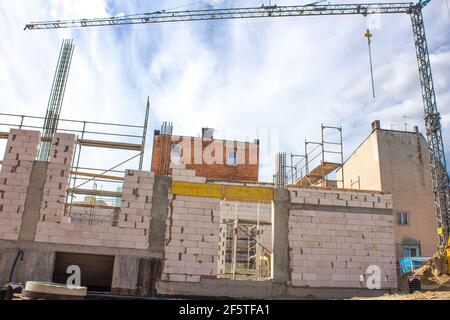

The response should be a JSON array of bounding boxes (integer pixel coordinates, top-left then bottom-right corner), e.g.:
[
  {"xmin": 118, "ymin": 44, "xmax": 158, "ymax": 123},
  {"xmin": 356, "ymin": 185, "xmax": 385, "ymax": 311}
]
[{"xmin": 397, "ymin": 212, "xmax": 409, "ymax": 225}]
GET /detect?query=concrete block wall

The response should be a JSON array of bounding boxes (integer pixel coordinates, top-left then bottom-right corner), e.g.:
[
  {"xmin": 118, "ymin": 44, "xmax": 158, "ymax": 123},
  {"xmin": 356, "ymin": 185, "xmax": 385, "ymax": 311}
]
[
  {"xmin": 288, "ymin": 187, "xmax": 397, "ymax": 289},
  {"xmin": 0, "ymin": 129, "xmax": 40, "ymax": 240},
  {"xmin": 0, "ymin": 129, "xmax": 155, "ymax": 250},
  {"xmin": 218, "ymin": 222, "xmax": 227, "ymax": 275},
  {"xmin": 40, "ymin": 133, "xmax": 75, "ymax": 224},
  {"xmin": 162, "ymin": 194, "xmax": 221, "ymax": 283},
  {"xmin": 290, "ymin": 187, "xmax": 392, "ymax": 208},
  {"xmin": 171, "ymin": 164, "xmax": 206, "ymax": 183},
  {"xmin": 35, "ymin": 170, "xmax": 154, "ymax": 250},
  {"xmin": 219, "ymin": 200, "xmax": 271, "ymax": 223},
  {"xmin": 117, "ymin": 170, "xmax": 154, "ymax": 248}
]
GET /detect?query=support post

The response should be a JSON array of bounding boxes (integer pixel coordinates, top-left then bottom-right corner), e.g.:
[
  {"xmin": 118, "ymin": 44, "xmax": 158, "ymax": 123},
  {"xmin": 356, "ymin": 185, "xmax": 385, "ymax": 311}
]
[
  {"xmin": 232, "ymin": 202, "xmax": 238, "ymax": 279},
  {"xmin": 271, "ymin": 189, "xmax": 290, "ymax": 282},
  {"xmin": 139, "ymin": 97, "xmax": 150, "ymax": 171}
]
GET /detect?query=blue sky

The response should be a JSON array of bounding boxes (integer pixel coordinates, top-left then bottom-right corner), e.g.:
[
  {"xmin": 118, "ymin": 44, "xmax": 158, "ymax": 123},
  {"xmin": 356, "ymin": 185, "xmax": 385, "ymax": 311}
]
[{"xmin": 0, "ymin": 0, "xmax": 449, "ymax": 182}]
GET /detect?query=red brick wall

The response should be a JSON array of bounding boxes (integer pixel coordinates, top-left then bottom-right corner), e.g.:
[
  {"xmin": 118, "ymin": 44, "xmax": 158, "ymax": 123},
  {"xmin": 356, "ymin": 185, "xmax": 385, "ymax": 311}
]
[{"xmin": 151, "ymin": 134, "xmax": 259, "ymax": 182}]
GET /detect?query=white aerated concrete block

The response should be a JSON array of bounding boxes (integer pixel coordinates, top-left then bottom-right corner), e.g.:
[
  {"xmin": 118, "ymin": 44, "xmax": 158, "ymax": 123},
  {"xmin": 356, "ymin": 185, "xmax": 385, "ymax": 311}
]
[{"xmin": 0, "ymin": 129, "xmax": 40, "ymax": 240}]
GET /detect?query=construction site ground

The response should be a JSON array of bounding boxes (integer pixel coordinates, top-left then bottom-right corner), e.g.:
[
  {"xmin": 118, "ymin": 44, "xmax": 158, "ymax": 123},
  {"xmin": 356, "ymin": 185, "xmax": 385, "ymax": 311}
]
[
  {"xmin": 355, "ymin": 252, "xmax": 450, "ymax": 300},
  {"xmin": 354, "ymin": 291, "xmax": 450, "ymax": 300}
]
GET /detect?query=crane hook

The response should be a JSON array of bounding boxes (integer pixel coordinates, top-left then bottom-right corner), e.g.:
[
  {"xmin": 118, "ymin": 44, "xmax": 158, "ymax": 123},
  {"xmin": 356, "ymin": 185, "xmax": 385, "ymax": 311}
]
[{"xmin": 365, "ymin": 29, "xmax": 376, "ymax": 99}]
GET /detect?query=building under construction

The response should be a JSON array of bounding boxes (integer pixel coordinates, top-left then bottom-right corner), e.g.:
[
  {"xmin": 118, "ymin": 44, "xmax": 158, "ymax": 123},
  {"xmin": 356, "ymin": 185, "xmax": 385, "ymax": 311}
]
[
  {"xmin": 0, "ymin": 0, "xmax": 448, "ymax": 300},
  {"xmin": 0, "ymin": 108, "xmax": 438, "ymax": 298}
]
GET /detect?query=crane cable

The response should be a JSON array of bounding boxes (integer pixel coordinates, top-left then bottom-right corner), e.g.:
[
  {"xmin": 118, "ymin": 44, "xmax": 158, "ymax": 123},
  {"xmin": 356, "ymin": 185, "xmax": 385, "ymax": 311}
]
[
  {"xmin": 365, "ymin": 29, "xmax": 376, "ymax": 99},
  {"xmin": 446, "ymin": 0, "xmax": 450, "ymax": 19}
]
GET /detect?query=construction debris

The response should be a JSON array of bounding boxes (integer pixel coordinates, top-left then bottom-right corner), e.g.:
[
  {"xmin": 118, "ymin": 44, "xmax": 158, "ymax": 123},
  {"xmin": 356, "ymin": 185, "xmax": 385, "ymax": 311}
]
[{"xmin": 398, "ymin": 252, "xmax": 450, "ymax": 292}]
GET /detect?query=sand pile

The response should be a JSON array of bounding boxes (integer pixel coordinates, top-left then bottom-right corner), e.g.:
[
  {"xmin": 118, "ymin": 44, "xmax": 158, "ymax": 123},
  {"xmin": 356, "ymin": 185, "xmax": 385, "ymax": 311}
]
[
  {"xmin": 399, "ymin": 252, "xmax": 450, "ymax": 291},
  {"xmin": 354, "ymin": 291, "xmax": 450, "ymax": 300},
  {"xmin": 354, "ymin": 253, "xmax": 450, "ymax": 299}
]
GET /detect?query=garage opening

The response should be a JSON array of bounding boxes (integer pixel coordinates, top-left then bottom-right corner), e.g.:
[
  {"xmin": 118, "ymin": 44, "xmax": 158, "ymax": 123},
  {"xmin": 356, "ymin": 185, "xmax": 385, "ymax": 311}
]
[{"xmin": 53, "ymin": 252, "xmax": 114, "ymax": 292}]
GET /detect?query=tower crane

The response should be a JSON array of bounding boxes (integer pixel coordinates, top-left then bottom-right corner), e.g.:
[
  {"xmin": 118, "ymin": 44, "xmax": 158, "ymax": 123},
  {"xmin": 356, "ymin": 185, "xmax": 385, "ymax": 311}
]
[{"xmin": 25, "ymin": 0, "xmax": 450, "ymax": 253}]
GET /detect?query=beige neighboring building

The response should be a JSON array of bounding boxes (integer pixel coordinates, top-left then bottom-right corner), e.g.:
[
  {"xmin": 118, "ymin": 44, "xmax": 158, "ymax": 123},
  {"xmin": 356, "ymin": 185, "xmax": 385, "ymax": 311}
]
[{"xmin": 337, "ymin": 120, "xmax": 438, "ymax": 259}]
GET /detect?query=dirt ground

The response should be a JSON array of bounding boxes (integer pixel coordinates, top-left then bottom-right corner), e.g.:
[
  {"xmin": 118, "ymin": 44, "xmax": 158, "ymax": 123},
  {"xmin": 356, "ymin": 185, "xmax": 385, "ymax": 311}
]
[
  {"xmin": 355, "ymin": 252, "xmax": 450, "ymax": 300},
  {"xmin": 354, "ymin": 291, "xmax": 450, "ymax": 300}
]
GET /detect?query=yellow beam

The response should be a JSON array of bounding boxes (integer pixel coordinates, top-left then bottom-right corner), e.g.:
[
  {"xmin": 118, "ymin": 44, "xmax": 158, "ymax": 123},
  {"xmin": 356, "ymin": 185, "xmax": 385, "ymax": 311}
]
[
  {"xmin": 222, "ymin": 185, "xmax": 273, "ymax": 202},
  {"xmin": 171, "ymin": 181, "xmax": 274, "ymax": 202},
  {"xmin": 171, "ymin": 181, "xmax": 222, "ymax": 199}
]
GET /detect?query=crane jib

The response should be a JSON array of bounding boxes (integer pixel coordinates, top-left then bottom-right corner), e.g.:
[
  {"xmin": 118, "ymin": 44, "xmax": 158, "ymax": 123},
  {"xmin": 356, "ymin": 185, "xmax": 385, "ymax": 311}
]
[{"xmin": 24, "ymin": 3, "xmax": 424, "ymax": 30}]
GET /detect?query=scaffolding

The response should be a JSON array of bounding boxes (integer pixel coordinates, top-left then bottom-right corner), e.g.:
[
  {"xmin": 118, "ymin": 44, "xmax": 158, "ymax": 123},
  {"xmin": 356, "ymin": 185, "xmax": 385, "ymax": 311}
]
[
  {"xmin": 286, "ymin": 124, "xmax": 344, "ymax": 188},
  {"xmin": 0, "ymin": 101, "xmax": 150, "ymax": 225},
  {"xmin": 220, "ymin": 202, "xmax": 272, "ymax": 280}
]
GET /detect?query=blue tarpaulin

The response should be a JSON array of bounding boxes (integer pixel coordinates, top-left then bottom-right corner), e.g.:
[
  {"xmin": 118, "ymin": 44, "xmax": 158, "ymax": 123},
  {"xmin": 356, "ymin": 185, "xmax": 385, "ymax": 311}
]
[{"xmin": 399, "ymin": 257, "xmax": 430, "ymax": 275}]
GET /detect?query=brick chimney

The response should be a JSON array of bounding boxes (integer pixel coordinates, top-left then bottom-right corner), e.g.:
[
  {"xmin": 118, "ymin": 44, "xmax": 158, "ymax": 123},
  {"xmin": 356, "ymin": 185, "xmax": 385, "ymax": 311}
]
[{"xmin": 372, "ymin": 120, "xmax": 381, "ymax": 130}]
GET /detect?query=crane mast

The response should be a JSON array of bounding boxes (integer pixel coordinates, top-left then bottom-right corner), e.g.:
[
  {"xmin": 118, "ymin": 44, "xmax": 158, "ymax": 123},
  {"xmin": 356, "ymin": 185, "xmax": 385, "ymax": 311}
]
[
  {"xmin": 410, "ymin": 6, "xmax": 450, "ymax": 250},
  {"xmin": 25, "ymin": 0, "xmax": 450, "ymax": 250}
]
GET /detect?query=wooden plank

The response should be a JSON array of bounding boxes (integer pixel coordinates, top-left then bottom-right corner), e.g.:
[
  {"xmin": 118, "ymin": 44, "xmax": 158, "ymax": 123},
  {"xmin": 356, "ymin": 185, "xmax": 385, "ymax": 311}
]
[
  {"xmin": 0, "ymin": 131, "xmax": 9, "ymax": 139},
  {"xmin": 222, "ymin": 218, "xmax": 272, "ymax": 225},
  {"xmin": 79, "ymin": 139, "xmax": 142, "ymax": 151},
  {"xmin": 68, "ymin": 188, "xmax": 122, "ymax": 198},
  {"xmin": 296, "ymin": 162, "xmax": 341, "ymax": 186},
  {"xmin": 67, "ymin": 202, "xmax": 120, "ymax": 209},
  {"xmin": 70, "ymin": 171, "xmax": 124, "ymax": 181}
]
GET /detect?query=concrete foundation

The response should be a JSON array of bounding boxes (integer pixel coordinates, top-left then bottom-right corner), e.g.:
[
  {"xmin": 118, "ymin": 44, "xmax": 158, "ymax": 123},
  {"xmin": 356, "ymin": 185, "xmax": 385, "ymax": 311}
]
[
  {"xmin": 156, "ymin": 278, "xmax": 394, "ymax": 299},
  {"xmin": 0, "ymin": 239, "xmax": 162, "ymax": 294},
  {"xmin": 271, "ymin": 189, "xmax": 290, "ymax": 282},
  {"xmin": 19, "ymin": 161, "xmax": 48, "ymax": 241},
  {"xmin": 148, "ymin": 176, "xmax": 171, "ymax": 252}
]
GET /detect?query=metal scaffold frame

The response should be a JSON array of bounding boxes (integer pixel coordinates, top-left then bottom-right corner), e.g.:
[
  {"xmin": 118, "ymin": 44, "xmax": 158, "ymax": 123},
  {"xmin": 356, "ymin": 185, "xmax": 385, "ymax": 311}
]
[
  {"xmin": 285, "ymin": 124, "xmax": 344, "ymax": 188},
  {"xmin": 0, "ymin": 100, "xmax": 150, "ymax": 226},
  {"xmin": 221, "ymin": 201, "xmax": 272, "ymax": 280}
]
